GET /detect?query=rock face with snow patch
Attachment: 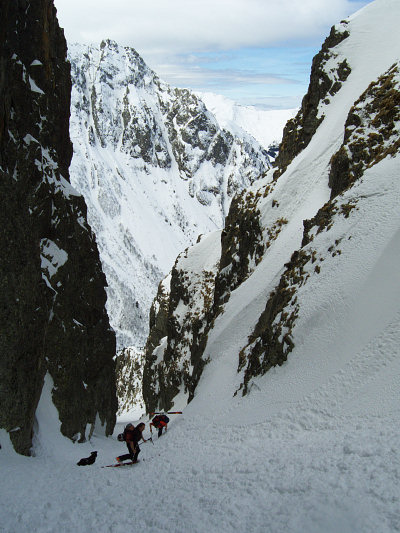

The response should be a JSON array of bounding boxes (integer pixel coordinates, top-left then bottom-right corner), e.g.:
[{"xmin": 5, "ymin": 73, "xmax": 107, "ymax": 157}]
[
  {"xmin": 115, "ymin": 346, "xmax": 145, "ymax": 414},
  {"xmin": 0, "ymin": 0, "xmax": 117, "ymax": 454},
  {"xmin": 143, "ymin": 233, "xmax": 221, "ymax": 412},
  {"xmin": 143, "ymin": 1, "xmax": 400, "ymax": 412},
  {"xmin": 328, "ymin": 63, "xmax": 400, "ymax": 198},
  {"xmin": 274, "ymin": 24, "xmax": 351, "ymax": 178},
  {"xmin": 68, "ymin": 40, "xmax": 271, "ymax": 352}
]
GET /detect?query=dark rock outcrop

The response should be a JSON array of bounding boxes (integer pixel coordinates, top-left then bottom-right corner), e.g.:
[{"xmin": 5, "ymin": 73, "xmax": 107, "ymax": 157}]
[
  {"xmin": 0, "ymin": 0, "xmax": 117, "ymax": 454},
  {"xmin": 115, "ymin": 347, "xmax": 144, "ymax": 415},
  {"xmin": 329, "ymin": 62, "xmax": 400, "ymax": 198},
  {"xmin": 141, "ymin": 276, "xmax": 171, "ymax": 412},
  {"xmin": 214, "ymin": 190, "xmax": 265, "ymax": 308}
]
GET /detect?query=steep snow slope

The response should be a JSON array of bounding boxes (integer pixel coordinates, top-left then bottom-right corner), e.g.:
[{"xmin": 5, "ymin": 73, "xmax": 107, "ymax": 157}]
[
  {"xmin": 187, "ymin": 0, "xmax": 400, "ymax": 417},
  {"xmin": 143, "ymin": 0, "xmax": 400, "ymax": 421},
  {"xmin": 149, "ymin": 0, "xmax": 399, "ymax": 411},
  {"xmin": 68, "ymin": 41, "xmax": 271, "ymax": 351}
]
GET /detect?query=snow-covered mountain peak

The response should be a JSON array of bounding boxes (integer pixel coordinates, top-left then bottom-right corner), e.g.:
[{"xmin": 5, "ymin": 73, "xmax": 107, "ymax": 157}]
[
  {"xmin": 68, "ymin": 41, "xmax": 274, "ymax": 361},
  {"xmin": 72, "ymin": 39, "xmax": 157, "ymax": 90}
]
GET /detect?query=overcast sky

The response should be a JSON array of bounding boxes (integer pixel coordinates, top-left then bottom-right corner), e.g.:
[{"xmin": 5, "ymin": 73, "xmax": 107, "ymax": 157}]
[{"xmin": 54, "ymin": 0, "xmax": 374, "ymax": 109}]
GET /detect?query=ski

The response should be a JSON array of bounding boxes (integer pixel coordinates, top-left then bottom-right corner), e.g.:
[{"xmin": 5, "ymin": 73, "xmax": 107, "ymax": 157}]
[
  {"xmin": 102, "ymin": 460, "xmax": 139, "ymax": 468},
  {"xmin": 150, "ymin": 411, "xmax": 182, "ymax": 415}
]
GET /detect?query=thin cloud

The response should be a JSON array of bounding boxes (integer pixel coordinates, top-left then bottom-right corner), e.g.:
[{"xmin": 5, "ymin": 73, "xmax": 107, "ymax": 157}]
[
  {"xmin": 54, "ymin": 0, "xmax": 373, "ymax": 108},
  {"xmin": 55, "ymin": 0, "xmax": 369, "ymax": 53},
  {"xmin": 156, "ymin": 63, "xmax": 300, "ymax": 87}
]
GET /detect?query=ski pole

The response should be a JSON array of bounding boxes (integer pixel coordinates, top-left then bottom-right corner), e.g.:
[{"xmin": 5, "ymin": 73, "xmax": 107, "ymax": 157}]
[{"xmin": 149, "ymin": 411, "xmax": 183, "ymax": 415}]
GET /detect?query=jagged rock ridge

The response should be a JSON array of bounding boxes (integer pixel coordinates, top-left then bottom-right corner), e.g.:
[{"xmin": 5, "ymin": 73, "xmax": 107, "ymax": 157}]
[
  {"xmin": 143, "ymin": 234, "xmax": 221, "ymax": 413},
  {"xmin": 0, "ymin": 0, "xmax": 117, "ymax": 454},
  {"xmin": 274, "ymin": 22, "xmax": 351, "ymax": 178}
]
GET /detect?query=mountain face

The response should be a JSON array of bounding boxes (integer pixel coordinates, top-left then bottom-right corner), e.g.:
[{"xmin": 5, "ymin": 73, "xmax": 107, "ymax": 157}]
[
  {"xmin": 68, "ymin": 40, "xmax": 271, "ymax": 355},
  {"xmin": 0, "ymin": 0, "xmax": 117, "ymax": 454},
  {"xmin": 142, "ymin": 0, "xmax": 400, "ymax": 414}
]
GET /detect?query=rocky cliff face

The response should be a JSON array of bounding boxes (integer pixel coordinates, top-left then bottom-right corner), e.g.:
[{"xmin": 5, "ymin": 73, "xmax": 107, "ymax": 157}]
[
  {"xmin": 0, "ymin": 0, "xmax": 117, "ymax": 454},
  {"xmin": 142, "ymin": 3, "xmax": 400, "ymax": 412},
  {"xmin": 68, "ymin": 40, "xmax": 271, "ymax": 353},
  {"xmin": 115, "ymin": 346, "xmax": 145, "ymax": 414}
]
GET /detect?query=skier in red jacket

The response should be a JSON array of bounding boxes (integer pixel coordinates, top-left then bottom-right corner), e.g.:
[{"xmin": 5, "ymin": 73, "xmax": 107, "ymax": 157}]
[
  {"xmin": 150, "ymin": 414, "xmax": 169, "ymax": 438},
  {"xmin": 116, "ymin": 423, "xmax": 146, "ymax": 463}
]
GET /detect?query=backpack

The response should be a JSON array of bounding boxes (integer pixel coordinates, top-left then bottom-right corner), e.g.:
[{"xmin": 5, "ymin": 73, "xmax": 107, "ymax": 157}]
[
  {"xmin": 117, "ymin": 423, "xmax": 133, "ymax": 441},
  {"xmin": 153, "ymin": 414, "xmax": 169, "ymax": 425},
  {"xmin": 152, "ymin": 415, "xmax": 161, "ymax": 426}
]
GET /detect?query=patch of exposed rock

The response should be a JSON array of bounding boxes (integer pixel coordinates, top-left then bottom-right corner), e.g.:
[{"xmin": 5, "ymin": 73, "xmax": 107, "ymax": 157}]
[{"xmin": 274, "ymin": 23, "xmax": 351, "ymax": 178}]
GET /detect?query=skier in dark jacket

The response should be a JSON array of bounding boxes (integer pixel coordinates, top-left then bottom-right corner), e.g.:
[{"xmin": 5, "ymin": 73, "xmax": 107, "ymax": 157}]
[
  {"xmin": 116, "ymin": 423, "xmax": 146, "ymax": 464},
  {"xmin": 150, "ymin": 414, "xmax": 169, "ymax": 438}
]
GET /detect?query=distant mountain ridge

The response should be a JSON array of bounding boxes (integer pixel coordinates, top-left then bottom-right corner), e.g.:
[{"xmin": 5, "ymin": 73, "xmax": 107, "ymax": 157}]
[
  {"xmin": 196, "ymin": 92, "xmax": 297, "ymax": 156},
  {"xmin": 68, "ymin": 40, "xmax": 273, "ymax": 352}
]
